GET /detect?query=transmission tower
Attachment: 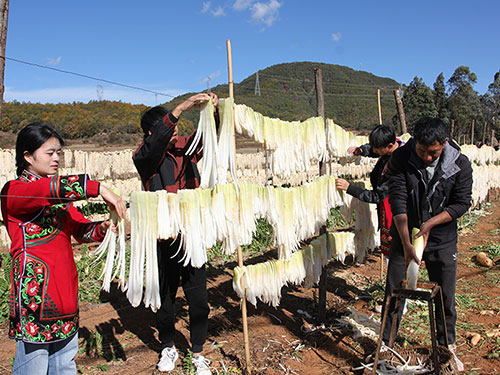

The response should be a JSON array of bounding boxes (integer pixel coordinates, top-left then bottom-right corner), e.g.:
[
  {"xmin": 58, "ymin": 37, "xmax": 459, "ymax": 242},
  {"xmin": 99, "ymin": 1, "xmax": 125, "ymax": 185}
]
[
  {"xmin": 254, "ymin": 71, "xmax": 261, "ymax": 96},
  {"xmin": 96, "ymin": 85, "xmax": 103, "ymax": 101}
]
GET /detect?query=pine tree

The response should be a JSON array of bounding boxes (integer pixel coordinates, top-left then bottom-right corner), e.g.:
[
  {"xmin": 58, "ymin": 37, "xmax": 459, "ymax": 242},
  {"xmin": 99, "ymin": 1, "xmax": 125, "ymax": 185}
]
[
  {"xmin": 447, "ymin": 66, "xmax": 482, "ymax": 143},
  {"xmin": 433, "ymin": 73, "xmax": 450, "ymax": 127},
  {"xmin": 402, "ymin": 77, "xmax": 437, "ymax": 132}
]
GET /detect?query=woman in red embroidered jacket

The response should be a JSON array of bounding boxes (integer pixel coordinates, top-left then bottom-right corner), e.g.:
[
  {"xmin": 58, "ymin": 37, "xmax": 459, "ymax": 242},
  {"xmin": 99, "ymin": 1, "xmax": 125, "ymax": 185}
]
[{"xmin": 1, "ymin": 123, "xmax": 126, "ymax": 375}]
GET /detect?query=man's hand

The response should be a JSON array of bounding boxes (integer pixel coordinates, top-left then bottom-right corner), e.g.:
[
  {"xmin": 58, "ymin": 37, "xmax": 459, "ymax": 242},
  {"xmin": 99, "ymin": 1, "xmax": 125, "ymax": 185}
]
[
  {"xmin": 414, "ymin": 221, "xmax": 432, "ymax": 250},
  {"xmin": 172, "ymin": 92, "xmax": 218, "ymax": 119},
  {"xmin": 335, "ymin": 178, "xmax": 350, "ymax": 191},
  {"xmin": 403, "ymin": 242, "xmax": 420, "ymax": 267}
]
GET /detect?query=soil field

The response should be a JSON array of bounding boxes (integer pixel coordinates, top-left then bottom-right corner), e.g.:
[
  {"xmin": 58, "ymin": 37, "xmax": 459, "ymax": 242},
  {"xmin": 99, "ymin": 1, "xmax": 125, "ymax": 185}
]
[{"xmin": 0, "ymin": 194, "xmax": 499, "ymax": 374}]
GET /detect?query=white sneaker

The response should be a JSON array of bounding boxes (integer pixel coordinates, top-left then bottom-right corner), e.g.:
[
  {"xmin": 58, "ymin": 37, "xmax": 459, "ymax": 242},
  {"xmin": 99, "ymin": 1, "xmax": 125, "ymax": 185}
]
[
  {"xmin": 192, "ymin": 355, "xmax": 212, "ymax": 375},
  {"xmin": 448, "ymin": 345, "xmax": 464, "ymax": 372},
  {"xmin": 157, "ymin": 347, "xmax": 179, "ymax": 372}
]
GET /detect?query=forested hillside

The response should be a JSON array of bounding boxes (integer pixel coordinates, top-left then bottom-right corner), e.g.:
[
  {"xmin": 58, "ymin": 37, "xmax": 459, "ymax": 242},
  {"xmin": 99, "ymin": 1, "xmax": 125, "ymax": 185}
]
[
  {"xmin": 0, "ymin": 62, "xmax": 399, "ymax": 145},
  {"xmin": 171, "ymin": 62, "xmax": 399, "ymax": 132}
]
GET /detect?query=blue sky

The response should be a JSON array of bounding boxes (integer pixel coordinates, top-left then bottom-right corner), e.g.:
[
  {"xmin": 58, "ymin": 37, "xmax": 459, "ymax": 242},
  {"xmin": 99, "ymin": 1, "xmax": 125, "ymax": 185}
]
[{"xmin": 4, "ymin": 0, "xmax": 499, "ymax": 106}]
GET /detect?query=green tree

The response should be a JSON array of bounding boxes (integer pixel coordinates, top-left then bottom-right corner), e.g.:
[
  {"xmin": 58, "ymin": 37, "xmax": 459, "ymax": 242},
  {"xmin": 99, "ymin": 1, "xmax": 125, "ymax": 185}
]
[
  {"xmin": 433, "ymin": 73, "xmax": 450, "ymax": 126},
  {"xmin": 401, "ymin": 77, "xmax": 437, "ymax": 132},
  {"xmin": 447, "ymin": 66, "xmax": 482, "ymax": 143}
]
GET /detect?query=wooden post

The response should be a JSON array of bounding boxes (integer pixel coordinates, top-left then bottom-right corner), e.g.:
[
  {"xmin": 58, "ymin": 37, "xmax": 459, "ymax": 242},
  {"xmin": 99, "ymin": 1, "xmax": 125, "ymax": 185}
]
[
  {"xmin": 482, "ymin": 121, "xmax": 487, "ymax": 144},
  {"xmin": 0, "ymin": 0, "xmax": 10, "ymax": 126},
  {"xmin": 315, "ymin": 68, "xmax": 328, "ymax": 322},
  {"xmin": 227, "ymin": 40, "xmax": 252, "ymax": 375},
  {"xmin": 377, "ymin": 89, "xmax": 382, "ymax": 125},
  {"xmin": 393, "ymin": 89, "xmax": 407, "ymax": 134},
  {"xmin": 471, "ymin": 119, "xmax": 475, "ymax": 145},
  {"xmin": 450, "ymin": 119, "xmax": 455, "ymax": 139}
]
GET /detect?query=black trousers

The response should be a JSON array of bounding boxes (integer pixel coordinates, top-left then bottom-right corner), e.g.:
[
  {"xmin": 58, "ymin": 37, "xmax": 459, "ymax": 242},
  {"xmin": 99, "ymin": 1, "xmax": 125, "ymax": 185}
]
[
  {"xmin": 156, "ymin": 239, "xmax": 209, "ymax": 353},
  {"xmin": 382, "ymin": 238, "xmax": 457, "ymax": 346}
]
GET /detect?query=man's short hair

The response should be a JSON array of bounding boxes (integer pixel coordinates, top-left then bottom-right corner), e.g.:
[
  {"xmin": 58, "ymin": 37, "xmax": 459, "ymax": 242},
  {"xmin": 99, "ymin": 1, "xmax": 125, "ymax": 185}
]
[
  {"xmin": 413, "ymin": 117, "xmax": 447, "ymax": 146},
  {"xmin": 369, "ymin": 125, "xmax": 396, "ymax": 148},
  {"xmin": 140, "ymin": 106, "xmax": 168, "ymax": 134}
]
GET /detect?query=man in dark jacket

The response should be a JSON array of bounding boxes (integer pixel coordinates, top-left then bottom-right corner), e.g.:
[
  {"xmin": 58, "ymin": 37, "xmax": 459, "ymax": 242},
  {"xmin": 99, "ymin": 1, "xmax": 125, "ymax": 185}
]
[
  {"xmin": 336, "ymin": 125, "xmax": 404, "ymax": 255},
  {"xmin": 133, "ymin": 92, "xmax": 218, "ymax": 374},
  {"xmin": 382, "ymin": 117, "xmax": 472, "ymax": 371}
]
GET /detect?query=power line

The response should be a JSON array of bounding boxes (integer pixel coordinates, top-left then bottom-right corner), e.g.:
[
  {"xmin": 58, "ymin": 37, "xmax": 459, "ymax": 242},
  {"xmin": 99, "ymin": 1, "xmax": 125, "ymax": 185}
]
[{"xmin": 3, "ymin": 56, "xmax": 175, "ymax": 98}]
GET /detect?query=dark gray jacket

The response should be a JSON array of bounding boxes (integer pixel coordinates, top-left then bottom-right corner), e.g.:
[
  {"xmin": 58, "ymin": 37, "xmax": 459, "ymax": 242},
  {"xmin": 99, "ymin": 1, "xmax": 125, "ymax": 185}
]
[{"xmin": 387, "ymin": 138, "xmax": 473, "ymax": 249}]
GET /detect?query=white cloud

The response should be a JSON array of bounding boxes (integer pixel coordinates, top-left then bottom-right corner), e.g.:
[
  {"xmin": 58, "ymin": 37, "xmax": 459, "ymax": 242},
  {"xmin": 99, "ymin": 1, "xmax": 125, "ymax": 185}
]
[
  {"xmin": 201, "ymin": 1, "xmax": 211, "ymax": 13},
  {"xmin": 212, "ymin": 7, "xmax": 225, "ymax": 16},
  {"xmin": 47, "ymin": 56, "xmax": 62, "ymax": 66},
  {"xmin": 4, "ymin": 86, "xmax": 185, "ymax": 106},
  {"xmin": 233, "ymin": 0, "xmax": 252, "ymax": 11},
  {"xmin": 250, "ymin": 0, "xmax": 281, "ymax": 28},
  {"xmin": 332, "ymin": 32, "xmax": 342, "ymax": 42}
]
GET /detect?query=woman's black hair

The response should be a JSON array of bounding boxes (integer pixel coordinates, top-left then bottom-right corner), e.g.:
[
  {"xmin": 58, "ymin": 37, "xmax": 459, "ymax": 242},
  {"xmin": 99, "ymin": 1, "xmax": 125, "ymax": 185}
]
[
  {"xmin": 140, "ymin": 106, "xmax": 168, "ymax": 134},
  {"xmin": 413, "ymin": 117, "xmax": 448, "ymax": 146},
  {"xmin": 369, "ymin": 124, "xmax": 396, "ymax": 149},
  {"xmin": 15, "ymin": 122, "xmax": 65, "ymax": 176}
]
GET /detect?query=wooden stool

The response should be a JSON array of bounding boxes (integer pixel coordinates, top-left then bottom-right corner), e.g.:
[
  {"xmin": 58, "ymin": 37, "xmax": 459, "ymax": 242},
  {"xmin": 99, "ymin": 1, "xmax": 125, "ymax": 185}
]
[{"xmin": 371, "ymin": 281, "xmax": 450, "ymax": 375}]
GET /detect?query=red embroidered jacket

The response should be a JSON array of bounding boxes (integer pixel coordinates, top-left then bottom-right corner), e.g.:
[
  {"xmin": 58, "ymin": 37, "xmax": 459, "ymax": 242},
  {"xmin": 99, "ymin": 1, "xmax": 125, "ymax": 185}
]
[{"xmin": 0, "ymin": 170, "xmax": 104, "ymax": 344}]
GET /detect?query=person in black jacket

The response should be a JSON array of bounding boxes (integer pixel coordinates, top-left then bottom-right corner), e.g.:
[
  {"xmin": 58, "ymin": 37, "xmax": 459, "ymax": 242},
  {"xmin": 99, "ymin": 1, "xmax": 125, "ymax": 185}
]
[
  {"xmin": 132, "ymin": 92, "xmax": 218, "ymax": 374},
  {"xmin": 382, "ymin": 117, "xmax": 472, "ymax": 371},
  {"xmin": 336, "ymin": 125, "xmax": 404, "ymax": 255}
]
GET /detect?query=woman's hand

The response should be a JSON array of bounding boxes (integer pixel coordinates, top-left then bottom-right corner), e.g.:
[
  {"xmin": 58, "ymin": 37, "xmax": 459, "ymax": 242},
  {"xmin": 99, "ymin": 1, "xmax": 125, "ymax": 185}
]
[
  {"xmin": 99, "ymin": 220, "xmax": 118, "ymax": 234},
  {"xmin": 335, "ymin": 178, "xmax": 350, "ymax": 191},
  {"xmin": 100, "ymin": 185, "xmax": 126, "ymax": 220}
]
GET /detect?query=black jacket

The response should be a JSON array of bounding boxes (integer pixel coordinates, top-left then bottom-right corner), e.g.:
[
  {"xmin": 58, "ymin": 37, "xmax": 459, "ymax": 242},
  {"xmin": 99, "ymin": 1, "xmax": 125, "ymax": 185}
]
[
  {"xmin": 346, "ymin": 140, "xmax": 404, "ymax": 205},
  {"xmin": 387, "ymin": 138, "xmax": 473, "ymax": 249}
]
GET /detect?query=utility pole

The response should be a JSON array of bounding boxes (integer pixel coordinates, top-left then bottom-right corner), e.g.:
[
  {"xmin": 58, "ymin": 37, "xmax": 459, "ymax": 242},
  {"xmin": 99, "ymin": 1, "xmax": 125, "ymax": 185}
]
[
  {"xmin": 393, "ymin": 89, "xmax": 407, "ymax": 134},
  {"xmin": 377, "ymin": 89, "xmax": 382, "ymax": 125},
  {"xmin": 254, "ymin": 71, "xmax": 261, "ymax": 96},
  {"xmin": 0, "ymin": 0, "xmax": 10, "ymax": 126},
  {"xmin": 471, "ymin": 119, "xmax": 475, "ymax": 145},
  {"xmin": 314, "ymin": 67, "xmax": 328, "ymax": 322}
]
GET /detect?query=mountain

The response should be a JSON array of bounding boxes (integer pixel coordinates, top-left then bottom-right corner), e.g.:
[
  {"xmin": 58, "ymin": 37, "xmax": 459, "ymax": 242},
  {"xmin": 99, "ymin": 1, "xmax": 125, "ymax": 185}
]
[{"xmin": 168, "ymin": 61, "xmax": 400, "ymax": 134}]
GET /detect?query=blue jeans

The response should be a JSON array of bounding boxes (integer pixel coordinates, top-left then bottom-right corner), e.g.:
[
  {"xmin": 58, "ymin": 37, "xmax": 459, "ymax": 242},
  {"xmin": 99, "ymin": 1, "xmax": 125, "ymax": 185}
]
[{"xmin": 13, "ymin": 333, "xmax": 78, "ymax": 375}]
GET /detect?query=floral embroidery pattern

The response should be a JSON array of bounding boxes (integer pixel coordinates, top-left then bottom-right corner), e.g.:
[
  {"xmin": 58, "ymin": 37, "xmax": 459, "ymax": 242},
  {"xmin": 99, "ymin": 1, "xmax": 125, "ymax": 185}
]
[
  {"xmin": 9, "ymin": 256, "xmax": 78, "ymax": 342},
  {"xmin": 60, "ymin": 175, "xmax": 85, "ymax": 200}
]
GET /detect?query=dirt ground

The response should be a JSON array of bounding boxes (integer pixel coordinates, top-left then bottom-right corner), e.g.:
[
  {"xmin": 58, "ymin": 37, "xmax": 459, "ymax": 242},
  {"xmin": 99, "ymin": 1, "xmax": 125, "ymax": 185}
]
[{"xmin": 0, "ymin": 195, "xmax": 499, "ymax": 374}]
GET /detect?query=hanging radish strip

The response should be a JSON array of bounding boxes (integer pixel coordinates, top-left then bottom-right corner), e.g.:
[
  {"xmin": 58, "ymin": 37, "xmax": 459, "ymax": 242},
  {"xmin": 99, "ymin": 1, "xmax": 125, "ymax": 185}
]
[
  {"xmin": 127, "ymin": 191, "xmax": 161, "ymax": 311},
  {"xmin": 232, "ymin": 232, "xmax": 357, "ymax": 307},
  {"xmin": 92, "ymin": 209, "xmax": 126, "ymax": 292},
  {"xmin": 325, "ymin": 119, "xmax": 369, "ymax": 158},
  {"xmin": 233, "ymin": 103, "xmax": 326, "ymax": 178},
  {"xmin": 217, "ymin": 98, "xmax": 239, "ymax": 188},
  {"xmin": 185, "ymin": 99, "xmax": 219, "ymax": 189},
  {"xmin": 177, "ymin": 189, "xmax": 207, "ymax": 267}
]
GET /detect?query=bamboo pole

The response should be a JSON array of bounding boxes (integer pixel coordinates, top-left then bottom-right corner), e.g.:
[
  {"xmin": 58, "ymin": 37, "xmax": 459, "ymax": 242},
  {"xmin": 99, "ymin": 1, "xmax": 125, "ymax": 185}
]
[
  {"xmin": 227, "ymin": 39, "xmax": 252, "ymax": 375},
  {"xmin": 377, "ymin": 89, "xmax": 382, "ymax": 125}
]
